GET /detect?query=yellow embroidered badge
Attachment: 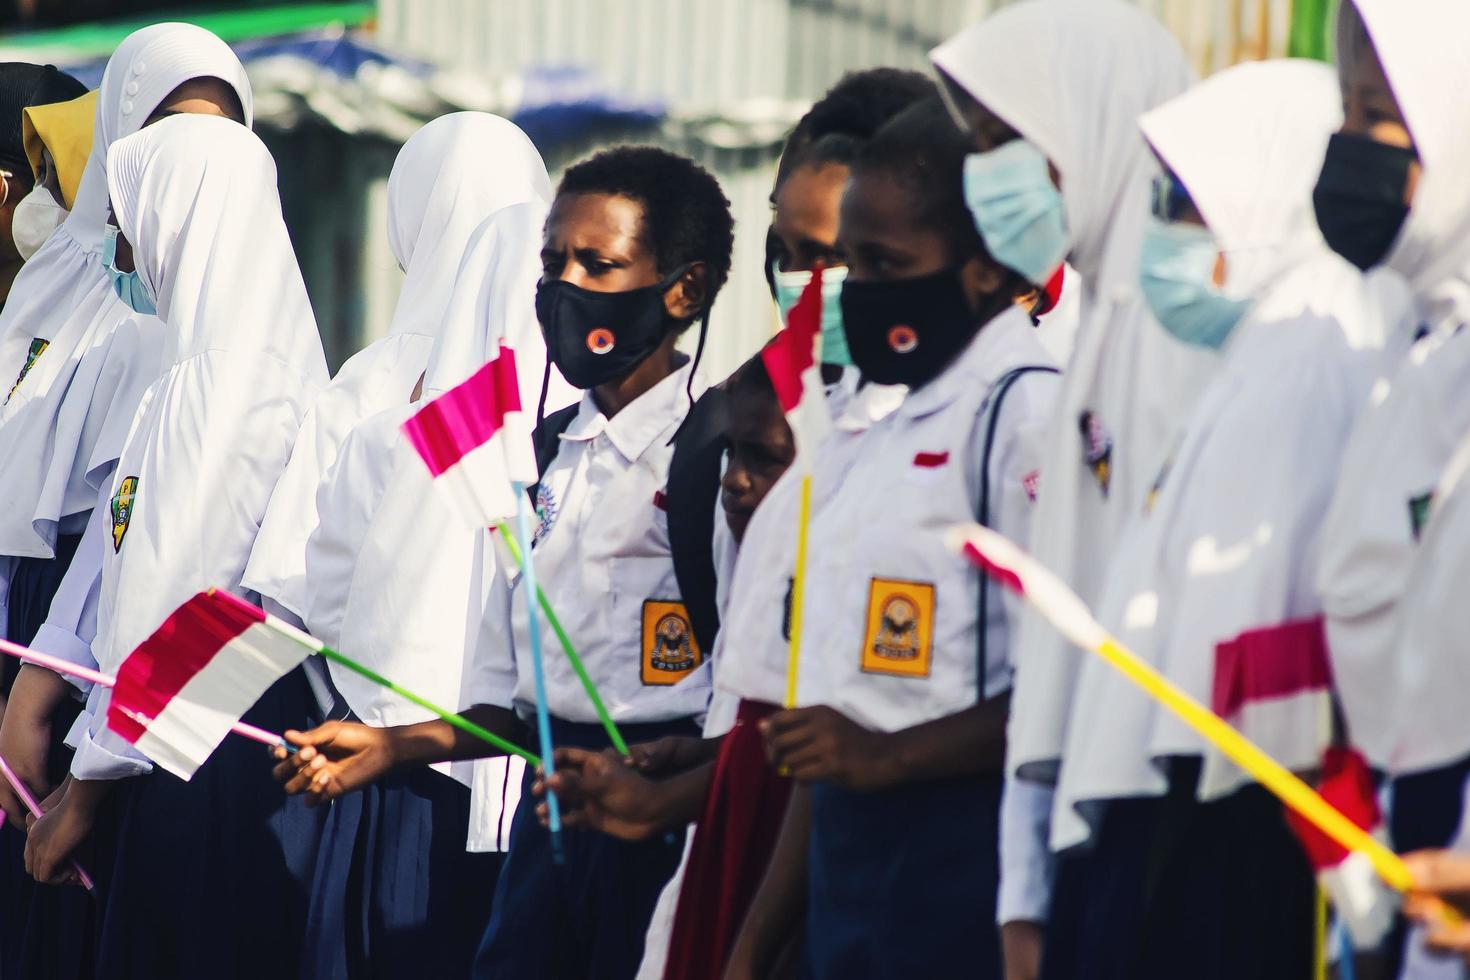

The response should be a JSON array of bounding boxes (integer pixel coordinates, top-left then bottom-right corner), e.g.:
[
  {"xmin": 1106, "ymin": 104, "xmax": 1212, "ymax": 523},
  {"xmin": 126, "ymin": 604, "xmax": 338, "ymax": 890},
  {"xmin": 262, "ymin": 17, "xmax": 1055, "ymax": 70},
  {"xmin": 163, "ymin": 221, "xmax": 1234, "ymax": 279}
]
[
  {"xmin": 642, "ymin": 600, "xmax": 702, "ymax": 685},
  {"xmin": 111, "ymin": 475, "xmax": 138, "ymax": 552},
  {"xmin": 861, "ymin": 577, "xmax": 935, "ymax": 678}
]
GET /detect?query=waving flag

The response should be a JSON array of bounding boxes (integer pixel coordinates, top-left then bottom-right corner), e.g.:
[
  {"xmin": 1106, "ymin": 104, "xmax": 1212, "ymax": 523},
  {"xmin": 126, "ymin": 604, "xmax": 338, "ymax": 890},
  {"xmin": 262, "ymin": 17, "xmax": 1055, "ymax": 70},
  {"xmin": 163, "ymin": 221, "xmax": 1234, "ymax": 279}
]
[
  {"xmin": 106, "ymin": 591, "xmax": 311, "ymax": 779},
  {"xmin": 760, "ymin": 266, "xmax": 831, "ymax": 464},
  {"xmin": 402, "ymin": 342, "xmax": 537, "ymax": 527}
]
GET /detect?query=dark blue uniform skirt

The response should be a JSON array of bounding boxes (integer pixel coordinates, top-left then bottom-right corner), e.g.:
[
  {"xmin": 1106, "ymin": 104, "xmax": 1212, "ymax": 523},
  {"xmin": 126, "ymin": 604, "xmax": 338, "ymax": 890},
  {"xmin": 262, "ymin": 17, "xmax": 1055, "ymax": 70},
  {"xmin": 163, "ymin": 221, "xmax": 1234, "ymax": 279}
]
[
  {"xmin": 805, "ymin": 773, "xmax": 1004, "ymax": 980},
  {"xmin": 93, "ymin": 667, "xmax": 327, "ymax": 980},
  {"xmin": 1041, "ymin": 758, "xmax": 1315, "ymax": 980},
  {"xmin": 301, "ymin": 762, "xmax": 503, "ymax": 979},
  {"xmin": 474, "ymin": 716, "xmax": 698, "ymax": 980},
  {"xmin": 1, "ymin": 535, "xmax": 95, "ymax": 980}
]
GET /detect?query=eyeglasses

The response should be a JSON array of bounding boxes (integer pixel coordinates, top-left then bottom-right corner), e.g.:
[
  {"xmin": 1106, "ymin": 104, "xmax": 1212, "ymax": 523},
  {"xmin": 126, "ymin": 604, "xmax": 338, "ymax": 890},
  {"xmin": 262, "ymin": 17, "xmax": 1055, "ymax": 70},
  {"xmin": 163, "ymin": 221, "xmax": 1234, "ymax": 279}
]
[{"xmin": 1150, "ymin": 172, "xmax": 1194, "ymax": 223}]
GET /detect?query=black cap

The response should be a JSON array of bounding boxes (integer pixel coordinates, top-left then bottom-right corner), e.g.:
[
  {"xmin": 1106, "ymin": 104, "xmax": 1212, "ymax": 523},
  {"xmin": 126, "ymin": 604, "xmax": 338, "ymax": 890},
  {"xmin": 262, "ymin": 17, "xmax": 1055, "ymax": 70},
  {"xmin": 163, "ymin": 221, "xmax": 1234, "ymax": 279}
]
[{"xmin": 0, "ymin": 63, "xmax": 87, "ymax": 178}]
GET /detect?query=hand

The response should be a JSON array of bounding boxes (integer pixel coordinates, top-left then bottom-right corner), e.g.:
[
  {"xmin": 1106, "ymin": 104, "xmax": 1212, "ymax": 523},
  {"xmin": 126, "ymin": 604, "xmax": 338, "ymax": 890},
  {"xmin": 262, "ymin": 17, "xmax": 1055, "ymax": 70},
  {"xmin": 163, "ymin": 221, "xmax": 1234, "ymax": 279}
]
[
  {"xmin": 271, "ymin": 721, "xmax": 397, "ymax": 806},
  {"xmin": 760, "ymin": 706, "xmax": 890, "ymax": 791},
  {"xmin": 1404, "ymin": 849, "xmax": 1470, "ymax": 962},
  {"xmin": 535, "ymin": 747, "xmax": 667, "ymax": 841},
  {"xmin": 626, "ymin": 735, "xmax": 712, "ymax": 776},
  {"xmin": 1002, "ymin": 921, "xmax": 1044, "ymax": 980},
  {"xmin": 24, "ymin": 776, "xmax": 98, "ymax": 886},
  {"xmin": 0, "ymin": 665, "xmax": 74, "ymax": 826}
]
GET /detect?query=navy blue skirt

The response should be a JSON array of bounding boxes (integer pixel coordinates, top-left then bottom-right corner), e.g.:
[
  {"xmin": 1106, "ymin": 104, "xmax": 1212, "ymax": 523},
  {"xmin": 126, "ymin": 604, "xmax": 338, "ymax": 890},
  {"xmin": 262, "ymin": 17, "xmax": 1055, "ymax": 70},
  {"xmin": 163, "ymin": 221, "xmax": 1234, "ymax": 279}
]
[
  {"xmin": 473, "ymin": 715, "xmax": 698, "ymax": 980},
  {"xmin": 1041, "ymin": 758, "xmax": 1315, "ymax": 980},
  {"xmin": 1, "ymin": 533, "xmax": 93, "ymax": 980},
  {"xmin": 805, "ymin": 773, "xmax": 1004, "ymax": 980},
  {"xmin": 93, "ymin": 667, "xmax": 327, "ymax": 979},
  {"xmin": 301, "ymin": 762, "xmax": 503, "ymax": 979}
]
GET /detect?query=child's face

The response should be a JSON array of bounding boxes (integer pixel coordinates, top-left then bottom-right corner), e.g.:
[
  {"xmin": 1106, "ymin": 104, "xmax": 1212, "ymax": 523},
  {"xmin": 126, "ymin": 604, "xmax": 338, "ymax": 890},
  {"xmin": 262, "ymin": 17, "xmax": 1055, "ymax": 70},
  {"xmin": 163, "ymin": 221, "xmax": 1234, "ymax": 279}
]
[
  {"xmin": 1339, "ymin": 26, "xmax": 1419, "ymax": 206},
  {"xmin": 838, "ymin": 171, "xmax": 953, "ymax": 284},
  {"xmin": 541, "ymin": 192, "xmax": 661, "ymax": 293},
  {"xmin": 771, "ymin": 161, "xmax": 848, "ymax": 274},
  {"xmin": 720, "ymin": 401, "xmax": 795, "ymax": 544}
]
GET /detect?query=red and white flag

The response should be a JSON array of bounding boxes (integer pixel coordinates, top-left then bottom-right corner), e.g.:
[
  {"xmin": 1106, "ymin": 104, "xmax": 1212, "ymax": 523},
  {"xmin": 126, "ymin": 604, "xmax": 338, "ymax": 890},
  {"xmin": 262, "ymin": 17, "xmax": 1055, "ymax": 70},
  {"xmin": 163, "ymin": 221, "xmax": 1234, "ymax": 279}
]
[
  {"xmin": 760, "ymin": 266, "xmax": 831, "ymax": 466},
  {"xmin": 107, "ymin": 590, "xmax": 311, "ymax": 780},
  {"xmin": 402, "ymin": 343, "xmax": 537, "ymax": 527}
]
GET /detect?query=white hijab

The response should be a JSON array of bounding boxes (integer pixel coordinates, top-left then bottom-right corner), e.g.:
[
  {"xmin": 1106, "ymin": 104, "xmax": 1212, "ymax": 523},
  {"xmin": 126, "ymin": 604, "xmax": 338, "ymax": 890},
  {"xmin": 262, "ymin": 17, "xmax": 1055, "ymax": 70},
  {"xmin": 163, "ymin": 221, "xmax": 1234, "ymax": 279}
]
[
  {"xmin": 243, "ymin": 112, "xmax": 550, "ymax": 617},
  {"xmin": 301, "ymin": 201, "xmax": 567, "ymax": 729},
  {"xmin": 1315, "ymin": 0, "xmax": 1470, "ymax": 770},
  {"xmin": 0, "ymin": 23, "xmax": 252, "ymax": 561},
  {"xmin": 91, "ymin": 113, "xmax": 326, "ymax": 677},
  {"xmin": 1048, "ymin": 62, "xmax": 1417, "ymax": 847},
  {"xmin": 932, "ymin": 0, "xmax": 1208, "ymax": 784}
]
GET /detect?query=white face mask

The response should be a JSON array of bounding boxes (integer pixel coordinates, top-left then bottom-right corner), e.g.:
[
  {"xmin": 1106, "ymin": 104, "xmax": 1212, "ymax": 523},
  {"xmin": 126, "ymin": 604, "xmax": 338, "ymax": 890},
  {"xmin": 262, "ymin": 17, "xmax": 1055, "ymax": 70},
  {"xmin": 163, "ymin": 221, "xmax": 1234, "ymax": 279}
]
[{"xmin": 12, "ymin": 184, "xmax": 68, "ymax": 261}]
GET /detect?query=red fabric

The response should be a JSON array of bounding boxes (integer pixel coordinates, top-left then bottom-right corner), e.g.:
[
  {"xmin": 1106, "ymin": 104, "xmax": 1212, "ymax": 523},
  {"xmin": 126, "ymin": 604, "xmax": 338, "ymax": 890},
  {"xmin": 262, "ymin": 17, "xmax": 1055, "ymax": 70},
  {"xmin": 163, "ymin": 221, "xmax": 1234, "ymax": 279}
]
[
  {"xmin": 107, "ymin": 590, "xmax": 262, "ymax": 743},
  {"xmin": 760, "ymin": 267, "xmax": 823, "ymax": 414},
  {"xmin": 1285, "ymin": 747, "xmax": 1381, "ymax": 870},
  {"xmin": 912, "ymin": 451, "xmax": 950, "ymax": 468},
  {"xmin": 961, "ymin": 540, "xmax": 1025, "ymax": 597},
  {"xmin": 663, "ymin": 700, "xmax": 793, "ymax": 980},
  {"xmin": 1036, "ymin": 265, "xmax": 1065, "ymax": 315},
  {"xmin": 400, "ymin": 344, "xmax": 523, "ymax": 477},
  {"xmin": 1210, "ymin": 617, "xmax": 1333, "ymax": 720}
]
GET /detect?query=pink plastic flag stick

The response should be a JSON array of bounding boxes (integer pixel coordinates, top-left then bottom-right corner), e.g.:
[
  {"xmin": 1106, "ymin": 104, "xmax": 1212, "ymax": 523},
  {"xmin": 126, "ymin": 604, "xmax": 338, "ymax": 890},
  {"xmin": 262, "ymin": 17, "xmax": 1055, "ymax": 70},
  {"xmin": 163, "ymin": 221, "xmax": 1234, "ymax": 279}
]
[{"xmin": 0, "ymin": 754, "xmax": 96, "ymax": 893}]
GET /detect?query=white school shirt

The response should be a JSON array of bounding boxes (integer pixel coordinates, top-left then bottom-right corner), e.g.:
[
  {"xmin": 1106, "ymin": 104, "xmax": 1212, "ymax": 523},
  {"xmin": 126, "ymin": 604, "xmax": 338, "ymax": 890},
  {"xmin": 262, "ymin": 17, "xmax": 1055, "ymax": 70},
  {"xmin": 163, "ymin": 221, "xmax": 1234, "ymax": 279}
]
[
  {"xmin": 468, "ymin": 362, "xmax": 711, "ymax": 725},
  {"xmin": 796, "ymin": 305, "xmax": 1058, "ymax": 729}
]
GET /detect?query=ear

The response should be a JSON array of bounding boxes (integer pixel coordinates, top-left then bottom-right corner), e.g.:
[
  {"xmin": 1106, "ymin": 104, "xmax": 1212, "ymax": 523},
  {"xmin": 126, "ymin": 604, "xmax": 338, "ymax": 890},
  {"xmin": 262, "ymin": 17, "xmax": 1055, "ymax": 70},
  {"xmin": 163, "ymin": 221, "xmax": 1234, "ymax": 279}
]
[
  {"xmin": 957, "ymin": 253, "xmax": 1011, "ymax": 313},
  {"xmin": 663, "ymin": 262, "xmax": 709, "ymax": 322}
]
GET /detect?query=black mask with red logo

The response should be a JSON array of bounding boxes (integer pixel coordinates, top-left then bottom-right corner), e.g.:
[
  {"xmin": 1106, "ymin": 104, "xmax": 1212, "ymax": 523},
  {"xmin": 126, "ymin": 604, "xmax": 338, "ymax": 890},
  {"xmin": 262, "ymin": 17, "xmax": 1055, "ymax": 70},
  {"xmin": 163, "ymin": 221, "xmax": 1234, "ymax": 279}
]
[
  {"xmin": 535, "ymin": 265, "xmax": 690, "ymax": 390},
  {"xmin": 839, "ymin": 266, "xmax": 999, "ymax": 389}
]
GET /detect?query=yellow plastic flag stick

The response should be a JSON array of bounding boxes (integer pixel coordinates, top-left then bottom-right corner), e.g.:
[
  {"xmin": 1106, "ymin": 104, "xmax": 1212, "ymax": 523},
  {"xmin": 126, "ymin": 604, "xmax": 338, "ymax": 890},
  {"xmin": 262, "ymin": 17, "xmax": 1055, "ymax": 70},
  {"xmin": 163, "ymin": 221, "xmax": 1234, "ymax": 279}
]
[
  {"xmin": 783, "ymin": 474, "xmax": 814, "ymax": 708},
  {"xmin": 1314, "ymin": 885, "xmax": 1328, "ymax": 980}
]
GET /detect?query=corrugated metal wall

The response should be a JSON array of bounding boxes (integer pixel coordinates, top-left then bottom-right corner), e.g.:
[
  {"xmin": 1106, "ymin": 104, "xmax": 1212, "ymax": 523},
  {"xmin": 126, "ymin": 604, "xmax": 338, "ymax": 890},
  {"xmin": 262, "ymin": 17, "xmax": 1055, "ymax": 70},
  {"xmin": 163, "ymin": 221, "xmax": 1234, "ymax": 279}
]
[{"xmin": 360, "ymin": 0, "xmax": 1296, "ymax": 380}]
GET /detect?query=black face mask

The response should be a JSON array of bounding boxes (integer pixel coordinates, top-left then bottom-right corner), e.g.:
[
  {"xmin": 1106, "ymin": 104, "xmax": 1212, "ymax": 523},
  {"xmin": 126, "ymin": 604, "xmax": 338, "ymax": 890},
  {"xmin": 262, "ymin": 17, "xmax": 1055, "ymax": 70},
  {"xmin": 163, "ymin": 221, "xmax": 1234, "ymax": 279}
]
[
  {"xmin": 839, "ymin": 267, "xmax": 996, "ymax": 389},
  {"xmin": 535, "ymin": 266, "xmax": 687, "ymax": 390},
  {"xmin": 1313, "ymin": 132, "xmax": 1416, "ymax": 272}
]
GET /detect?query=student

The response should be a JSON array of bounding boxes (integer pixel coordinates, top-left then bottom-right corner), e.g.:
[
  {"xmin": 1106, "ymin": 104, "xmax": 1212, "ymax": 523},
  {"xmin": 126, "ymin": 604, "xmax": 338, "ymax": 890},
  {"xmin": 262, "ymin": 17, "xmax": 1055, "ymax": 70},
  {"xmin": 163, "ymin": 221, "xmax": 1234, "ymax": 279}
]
[
  {"xmin": 1042, "ymin": 59, "xmax": 1412, "ymax": 980},
  {"xmin": 723, "ymin": 96, "xmax": 1059, "ymax": 980},
  {"xmin": 22, "ymin": 113, "xmax": 328, "ymax": 978},
  {"xmin": 291, "ymin": 199, "xmax": 570, "ymax": 980},
  {"xmin": 274, "ymin": 144, "xmax": 735, "ymax": 979},
  {"xmin": 244, "ymin": 111, "xmax": 554, "ymax": 622},
  {"xmin": 1315, "ymin": 0, "xmax": 1470, "ymax": 895}
]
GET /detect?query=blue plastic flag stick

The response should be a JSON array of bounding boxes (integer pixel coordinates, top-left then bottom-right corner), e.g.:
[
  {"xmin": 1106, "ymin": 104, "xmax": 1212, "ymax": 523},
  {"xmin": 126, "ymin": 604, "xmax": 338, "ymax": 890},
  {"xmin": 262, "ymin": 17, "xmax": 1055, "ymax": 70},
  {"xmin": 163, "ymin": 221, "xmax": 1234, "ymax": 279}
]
[{"xmin": 513, "ymin": 482, "xmax": 563, "ymax": 865}]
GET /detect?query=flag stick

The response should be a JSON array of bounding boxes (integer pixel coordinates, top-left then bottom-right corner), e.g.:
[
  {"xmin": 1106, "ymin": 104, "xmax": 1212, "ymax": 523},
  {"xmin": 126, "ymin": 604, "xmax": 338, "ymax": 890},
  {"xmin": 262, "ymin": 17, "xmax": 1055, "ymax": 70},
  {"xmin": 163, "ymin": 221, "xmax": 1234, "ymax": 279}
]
[
  {"xmin": 0, "ymin": 754, "xmax": 95, "ymax": 894},
  {"xmin": 512, "ymin": 483, "xmax": 564, "ymax": 864},
  {"xmin": 206, "ymin": 590, "xmax": 539, "ymax": 766},
  {"xmin": 495, "ymin": 520, "xmax": 629, "ymax": 757},
  {"xmin": 783, "ymin": 475, "xmax": 814, "ymax": 707},
  {"xmin": 0, "ymin": 638, "xmax": 296, "ymax": 753}
]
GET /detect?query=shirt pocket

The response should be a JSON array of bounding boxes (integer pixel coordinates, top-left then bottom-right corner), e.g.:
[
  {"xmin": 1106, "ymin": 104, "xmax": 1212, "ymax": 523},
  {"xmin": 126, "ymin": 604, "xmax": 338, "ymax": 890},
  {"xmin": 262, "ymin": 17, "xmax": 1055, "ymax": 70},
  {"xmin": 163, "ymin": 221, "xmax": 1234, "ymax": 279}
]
[{"xmin": 609, "ymin": 554, "xmax": 700, "ymax": 687}]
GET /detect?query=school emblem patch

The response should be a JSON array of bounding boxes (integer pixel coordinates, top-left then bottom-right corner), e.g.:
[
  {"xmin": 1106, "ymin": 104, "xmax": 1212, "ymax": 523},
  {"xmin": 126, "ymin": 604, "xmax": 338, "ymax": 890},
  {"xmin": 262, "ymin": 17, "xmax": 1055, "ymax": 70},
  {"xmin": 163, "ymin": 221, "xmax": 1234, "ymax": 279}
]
[
  {"xmin": 5, "ymin": 337, "xmax": 49, "ymax": 404},
  {"xmin": 1408, "ymin": 491, "xmax": 1434, "ymax": 541},
  {"xmin": 861, "ymin": 577, "xmax": 935, "ymax": 678},
  {"xmin": 641, "ymin": 600, "xmax": 702, "ymax": 685},
  {"xmin": 532, "ymin": 483, "xmax": 558, "ymax": 547},
  {"xmin": 1078, "ymin": 410, "xmax": 1112, "ymax": 498},
  {"xmin": 110, "ymin": 475, "xmax": 138, "ymax": 552}
]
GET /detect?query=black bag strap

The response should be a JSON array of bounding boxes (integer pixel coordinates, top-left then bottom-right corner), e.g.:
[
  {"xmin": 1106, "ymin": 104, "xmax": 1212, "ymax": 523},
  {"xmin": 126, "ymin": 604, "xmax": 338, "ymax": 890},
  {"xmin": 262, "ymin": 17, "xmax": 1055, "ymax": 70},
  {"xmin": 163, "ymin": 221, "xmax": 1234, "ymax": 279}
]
[
  {"xmin": 529, "ymin": 403, "xmax": 579, "ymax": 502},
  {"xmin": 665, "ymin": 387, "xmax": 731, "ymax": 655},
  {"xmin": 976, "ymin": 365, "xmax": 1060, "ymax": 698}
]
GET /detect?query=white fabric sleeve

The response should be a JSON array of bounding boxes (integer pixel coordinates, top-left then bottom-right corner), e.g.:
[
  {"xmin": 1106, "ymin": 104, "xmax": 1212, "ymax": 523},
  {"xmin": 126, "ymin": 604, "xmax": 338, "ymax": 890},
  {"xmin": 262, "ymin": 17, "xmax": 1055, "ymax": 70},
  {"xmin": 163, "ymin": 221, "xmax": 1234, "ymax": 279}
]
[
  {"xmin": 464, "ymin": 550, "xmax": 518, "ymax": 711},
  {"xmin": 29, "ymin": 479, "xmax": 111, "ymax": 694},
  {"xmin": 69, "ymin": 684, "xmax": 152, "ymax": 780},
  {"xmin": 997, "ymin": 776, "xmax": 1056, "ymax": 925}
]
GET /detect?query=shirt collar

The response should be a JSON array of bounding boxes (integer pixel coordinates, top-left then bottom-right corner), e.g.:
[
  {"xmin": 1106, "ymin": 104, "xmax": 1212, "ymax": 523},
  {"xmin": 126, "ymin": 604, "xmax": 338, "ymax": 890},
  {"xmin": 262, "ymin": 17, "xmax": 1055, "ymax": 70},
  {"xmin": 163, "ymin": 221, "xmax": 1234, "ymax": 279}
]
[
  {"xmin": 561, "ymin": 361, "xmax": 704, "ymax": 461},
  {"xmin": 897, "ymin": 304, "xmax": 1038, "ymax": 419}
]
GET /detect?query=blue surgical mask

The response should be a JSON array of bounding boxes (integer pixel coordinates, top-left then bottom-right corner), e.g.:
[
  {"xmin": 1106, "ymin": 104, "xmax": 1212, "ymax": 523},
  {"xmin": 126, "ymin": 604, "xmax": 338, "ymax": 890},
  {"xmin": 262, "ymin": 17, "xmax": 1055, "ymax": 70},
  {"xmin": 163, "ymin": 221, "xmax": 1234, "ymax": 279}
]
[
  {"xmin": 771, "ymin": 262, "xmax": 851, "ymax": 368},
  {"xmin": 963, "ymin": 139, "xmax": 1069, "ymax": 286},
  {"xmin": 103, "ymin": 224, "xmax": 156, "ymax": 316},
  {"xmin": 1138, "ymin": 219, "xmax": 1249, "ymax": 350}
]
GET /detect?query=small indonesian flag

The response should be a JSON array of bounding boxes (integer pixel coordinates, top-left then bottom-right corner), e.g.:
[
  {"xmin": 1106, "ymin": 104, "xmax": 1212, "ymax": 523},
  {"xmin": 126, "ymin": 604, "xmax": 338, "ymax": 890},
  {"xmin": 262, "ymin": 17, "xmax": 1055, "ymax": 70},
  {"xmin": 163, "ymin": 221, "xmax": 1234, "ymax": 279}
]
[
  {"xmin": 402, "ymin": 343, "xmax": 537, "ymax": 527},
  {"xmin": 1285, "ymin": 747, "xmax": 1397, "ymax": 948},
  {"xmin": 107, "ymin": 591, "xmax": 311, "ymax": 780},
  {"xmin": 761, "ymin": 266, "xmax": 831, "ymax": 466}
]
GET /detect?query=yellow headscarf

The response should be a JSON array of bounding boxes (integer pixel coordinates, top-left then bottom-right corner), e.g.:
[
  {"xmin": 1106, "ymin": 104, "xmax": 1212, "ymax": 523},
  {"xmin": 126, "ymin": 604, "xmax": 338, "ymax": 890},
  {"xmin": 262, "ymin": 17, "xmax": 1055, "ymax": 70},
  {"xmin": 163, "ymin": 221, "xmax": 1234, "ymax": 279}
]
[{"xmin": 22, "ymin": 89, "xmax": 96, "ymax": 210}]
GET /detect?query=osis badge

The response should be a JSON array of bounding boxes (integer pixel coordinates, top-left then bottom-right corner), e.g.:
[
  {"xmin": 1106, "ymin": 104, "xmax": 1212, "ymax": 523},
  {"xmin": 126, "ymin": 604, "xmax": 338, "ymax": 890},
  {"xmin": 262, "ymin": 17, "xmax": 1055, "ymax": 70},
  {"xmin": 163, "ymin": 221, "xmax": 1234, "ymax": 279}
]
[
  {"xmin": 5, "ymin": 337, "xmax": 49, "ymax": 405},
  {"xmin": 532, "ymin": 483, "xmax": 558, "ymax": 547},
  {"xmin": 861, "ymin": 577, "xmax": 935, "ymax": 678},
  {"xmin": 642, "ymin": 600, "xmax": 702, "ymax": 685},
  {"xmin": 1408, "ymin": 491, "xmax": 1434, "ymax": 541},
  {"xmin": 1078, "ymin": 410, "xmax": 1113, "ymax": 498},
  {"xmin": 111, "ymin": 475, "xmax": 139, "ymax": 552}
]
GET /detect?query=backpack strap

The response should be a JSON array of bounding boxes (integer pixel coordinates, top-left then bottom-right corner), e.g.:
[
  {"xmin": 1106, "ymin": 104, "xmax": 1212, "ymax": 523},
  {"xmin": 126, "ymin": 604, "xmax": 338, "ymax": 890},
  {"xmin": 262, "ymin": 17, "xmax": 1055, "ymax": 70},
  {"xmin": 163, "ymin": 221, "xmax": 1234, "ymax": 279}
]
[
  {"xmin": 976, "ymin": 365, "xmax": 1060, "ymax": 699},
  {"xmin": 665, "ymin": 387, "xmax": 731, "ymax": 656},
  {"xmin": 528, "ymin": 403, "xmax": 579, "ymax": 504}
]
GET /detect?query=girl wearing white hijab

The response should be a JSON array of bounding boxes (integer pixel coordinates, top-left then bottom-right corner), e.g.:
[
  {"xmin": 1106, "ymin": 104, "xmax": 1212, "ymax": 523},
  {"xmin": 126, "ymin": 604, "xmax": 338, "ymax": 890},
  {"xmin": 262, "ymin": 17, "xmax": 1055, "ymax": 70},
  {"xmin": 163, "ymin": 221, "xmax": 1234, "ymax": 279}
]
[
  {"xmin": 243, "ymin": 111, "xmax": 552, "ymax": 622},
  {"xmin": 23, "ymin": 113, "xmax": 327, "ymax": 977},
  {"xmin": 929, "ymin": 0, "xmax": 1203, "ymax": 810},
  {"xmin": 290, "ymin": 200, "xmax": 567, "ymax": 979},
  {"xmin": 1042, "ymin": 60, "xmax": 1414, "ymax": 979}
]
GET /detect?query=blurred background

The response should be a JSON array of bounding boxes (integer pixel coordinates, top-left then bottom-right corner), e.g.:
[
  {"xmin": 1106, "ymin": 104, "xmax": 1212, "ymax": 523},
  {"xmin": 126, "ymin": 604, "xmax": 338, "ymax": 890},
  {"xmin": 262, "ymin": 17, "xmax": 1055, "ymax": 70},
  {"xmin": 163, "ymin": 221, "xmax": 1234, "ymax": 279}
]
[{"xmin": 0, "ymin": 0, "xmax": 1333, "ymax": 380}]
